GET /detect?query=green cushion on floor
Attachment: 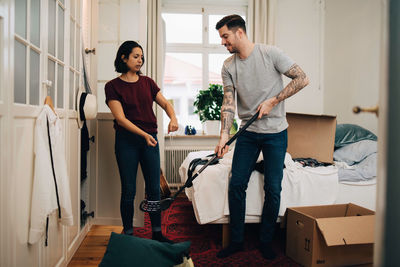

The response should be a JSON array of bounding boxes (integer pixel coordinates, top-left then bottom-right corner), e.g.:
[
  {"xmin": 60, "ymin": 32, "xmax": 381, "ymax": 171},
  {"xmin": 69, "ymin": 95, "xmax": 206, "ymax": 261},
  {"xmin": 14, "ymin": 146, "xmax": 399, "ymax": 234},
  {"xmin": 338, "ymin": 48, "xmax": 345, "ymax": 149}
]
[{"xmin": 99, "ymin": 232, "xmax": 191, "ymax": 267}]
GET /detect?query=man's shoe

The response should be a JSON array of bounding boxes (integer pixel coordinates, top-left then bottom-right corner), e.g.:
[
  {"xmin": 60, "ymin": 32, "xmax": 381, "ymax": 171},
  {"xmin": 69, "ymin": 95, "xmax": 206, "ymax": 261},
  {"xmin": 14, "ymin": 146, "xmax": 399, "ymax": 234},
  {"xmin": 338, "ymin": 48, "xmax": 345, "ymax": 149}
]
[
  {"xmin": 216, "ymin": 242, "xmax": 244, "ymax": 258},
  {"xmin": 259, "ymin": 242, "xmax": 276, "ymax": 260}
]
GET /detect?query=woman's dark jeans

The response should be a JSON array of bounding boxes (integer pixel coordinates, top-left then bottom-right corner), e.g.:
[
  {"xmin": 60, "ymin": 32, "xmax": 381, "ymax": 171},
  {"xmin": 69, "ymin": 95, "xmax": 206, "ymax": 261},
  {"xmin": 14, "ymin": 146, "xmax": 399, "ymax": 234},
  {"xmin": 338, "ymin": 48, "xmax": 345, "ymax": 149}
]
[
  {"xmin": 229, "ymin": 129, "xmax": 287, "ymax": 244},
  {"xmin": 115, "ymin": 130, "xmax": 161, "ymax": 234}
]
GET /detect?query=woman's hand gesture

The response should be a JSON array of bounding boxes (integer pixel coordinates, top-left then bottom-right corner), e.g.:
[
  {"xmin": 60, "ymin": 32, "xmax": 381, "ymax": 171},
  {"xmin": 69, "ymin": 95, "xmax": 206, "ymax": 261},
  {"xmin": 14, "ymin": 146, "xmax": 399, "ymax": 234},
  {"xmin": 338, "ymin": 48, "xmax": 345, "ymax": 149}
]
[
  {"xmin": 144, "ymin": 134, "xmax": 157, "ymax": 147},
  {"xmin": 168, "ymin": 118, "xmax": 179, "ymax": 134}
]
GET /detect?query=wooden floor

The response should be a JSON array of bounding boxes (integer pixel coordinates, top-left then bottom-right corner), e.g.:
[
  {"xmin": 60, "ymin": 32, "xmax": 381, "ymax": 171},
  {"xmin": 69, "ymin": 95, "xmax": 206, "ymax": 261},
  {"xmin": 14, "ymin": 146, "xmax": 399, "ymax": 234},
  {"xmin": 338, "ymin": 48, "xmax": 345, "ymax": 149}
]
[
  {"xmin": 67, "ymin": 225, "xmax": 123, "ymax": 267},
  {"xmin": 68, "ymin": 224, "xmax": 374, "ymax": 267}
]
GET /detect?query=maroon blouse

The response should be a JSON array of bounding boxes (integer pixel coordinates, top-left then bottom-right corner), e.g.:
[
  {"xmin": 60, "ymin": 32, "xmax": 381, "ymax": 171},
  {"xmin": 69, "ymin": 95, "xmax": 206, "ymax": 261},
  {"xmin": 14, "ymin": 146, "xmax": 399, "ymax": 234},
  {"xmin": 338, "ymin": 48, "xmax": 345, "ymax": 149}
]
[{"xmin": 104, "ymin": 76, "xmax": 160, "ymax": 133}]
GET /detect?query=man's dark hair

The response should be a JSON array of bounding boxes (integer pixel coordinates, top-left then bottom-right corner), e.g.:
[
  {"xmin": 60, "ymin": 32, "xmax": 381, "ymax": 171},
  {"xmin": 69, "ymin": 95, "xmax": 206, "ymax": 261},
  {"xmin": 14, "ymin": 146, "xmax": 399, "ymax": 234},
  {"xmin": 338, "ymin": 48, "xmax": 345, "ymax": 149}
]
[
  {"xmin": 114, "ymin": 40, "xmax": 145, "ymax": 74},
  {"xmin": 215, "ymin": 14, "xmax": 246, "ymax": 33}
]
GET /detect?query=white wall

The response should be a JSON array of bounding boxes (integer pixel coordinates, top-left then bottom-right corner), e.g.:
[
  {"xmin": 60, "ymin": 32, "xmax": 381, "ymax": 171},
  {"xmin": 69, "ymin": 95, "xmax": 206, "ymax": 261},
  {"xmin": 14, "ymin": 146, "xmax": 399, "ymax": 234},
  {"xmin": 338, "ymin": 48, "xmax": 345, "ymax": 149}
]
[
  {"xmin": 324, "ymin": 0, "xmax": 381, "ymax": 134},
  {"xmin": 275, "ymin": 0, "xmax": 324, "ymax": 115}
]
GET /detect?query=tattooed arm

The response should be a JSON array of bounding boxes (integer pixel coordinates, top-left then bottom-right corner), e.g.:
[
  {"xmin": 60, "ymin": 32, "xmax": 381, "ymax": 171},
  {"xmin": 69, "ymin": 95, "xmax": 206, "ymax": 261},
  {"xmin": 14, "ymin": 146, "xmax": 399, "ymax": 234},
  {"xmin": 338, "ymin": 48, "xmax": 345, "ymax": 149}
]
[
  {"xmin": 215, "ymin": 85, "xmax": 236, "ymax": 157},
  {"xmin": 220, "ymin": 85, "xmax": 236, "ymax": 135},
  {"xmin": 257, "ymin": 64, "xmax": 309, "ymax": 119},
  {"xmin": 277, "ymin": 64, "xmax": 309, "ymax": 101}
]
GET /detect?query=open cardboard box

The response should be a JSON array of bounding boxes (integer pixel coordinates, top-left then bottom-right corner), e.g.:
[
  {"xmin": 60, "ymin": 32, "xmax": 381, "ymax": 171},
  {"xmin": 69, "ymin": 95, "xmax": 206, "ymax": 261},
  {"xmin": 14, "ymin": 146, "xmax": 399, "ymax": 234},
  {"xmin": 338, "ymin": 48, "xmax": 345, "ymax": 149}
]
[
  {"xmin": 286, "ymin": 203, "xmax": 375, "ymax": 267},
  {"xmin": 286, "ymin": 112, "xmax": 336, "ymax": 163}
]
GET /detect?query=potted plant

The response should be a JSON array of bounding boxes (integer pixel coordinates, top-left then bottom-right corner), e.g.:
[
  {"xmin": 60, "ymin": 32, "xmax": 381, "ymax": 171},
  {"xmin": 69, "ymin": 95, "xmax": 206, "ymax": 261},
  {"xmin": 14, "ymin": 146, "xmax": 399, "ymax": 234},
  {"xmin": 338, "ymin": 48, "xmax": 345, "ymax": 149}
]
[{"xmin": 194, "ymin": 84, "xmax": 223, "ymax": 135}]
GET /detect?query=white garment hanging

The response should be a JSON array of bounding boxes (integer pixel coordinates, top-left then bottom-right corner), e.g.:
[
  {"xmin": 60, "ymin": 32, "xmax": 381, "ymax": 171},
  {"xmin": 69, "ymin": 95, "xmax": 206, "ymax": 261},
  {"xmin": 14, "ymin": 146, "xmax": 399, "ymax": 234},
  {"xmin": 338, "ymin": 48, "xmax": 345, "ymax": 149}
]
[{"xmin": 28, "ymin": 105, "xmax": 73, "ymax": 244}]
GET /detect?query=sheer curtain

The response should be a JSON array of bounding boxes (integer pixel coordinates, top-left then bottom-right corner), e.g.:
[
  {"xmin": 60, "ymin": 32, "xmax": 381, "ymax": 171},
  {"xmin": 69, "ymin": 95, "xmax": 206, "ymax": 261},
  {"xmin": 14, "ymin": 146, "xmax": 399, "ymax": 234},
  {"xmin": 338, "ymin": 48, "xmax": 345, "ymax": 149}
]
[
  {"xmin": 248, "ymin": 0, "xmax": 276, "ymax": 44},
  {"xmin": 146, "ymin": 0, "xmax": 167, "ymax": 169}
]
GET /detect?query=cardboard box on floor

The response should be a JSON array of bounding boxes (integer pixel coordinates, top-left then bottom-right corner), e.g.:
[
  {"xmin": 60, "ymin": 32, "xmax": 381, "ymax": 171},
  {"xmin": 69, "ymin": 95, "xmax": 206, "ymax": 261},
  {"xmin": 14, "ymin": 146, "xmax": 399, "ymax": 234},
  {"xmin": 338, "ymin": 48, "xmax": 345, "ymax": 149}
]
[
  {"xmin": 286, "ymin": 113, "xmax": 336, "ymax": 163},
  {"xmin": 286, "ymin": 203, "xmax": 375, "ymax": 267}
]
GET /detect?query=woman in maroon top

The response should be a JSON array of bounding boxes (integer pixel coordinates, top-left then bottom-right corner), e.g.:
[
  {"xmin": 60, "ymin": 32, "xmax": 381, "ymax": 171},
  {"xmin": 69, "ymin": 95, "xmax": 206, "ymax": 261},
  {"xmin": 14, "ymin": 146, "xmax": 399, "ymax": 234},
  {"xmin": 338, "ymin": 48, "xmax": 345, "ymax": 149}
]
[{"xmin": 105, "ymin": 41, "xmax": 178, "ymax": 242}]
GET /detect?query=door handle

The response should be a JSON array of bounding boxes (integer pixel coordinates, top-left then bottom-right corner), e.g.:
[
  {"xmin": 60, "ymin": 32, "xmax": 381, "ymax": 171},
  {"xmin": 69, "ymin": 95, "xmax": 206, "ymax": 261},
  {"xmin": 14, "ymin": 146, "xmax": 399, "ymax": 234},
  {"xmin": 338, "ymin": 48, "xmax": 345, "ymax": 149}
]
[
  {"xmin": 353, "ymin": 105, "xmax": 379, "ymax": 117},
  {"xmin": 85, "ymin": 48, "xmax": 96, "ymax": 54},
  {"xmin": 42, "ymin": 80, "xmax": 52, "ymax": 88}
]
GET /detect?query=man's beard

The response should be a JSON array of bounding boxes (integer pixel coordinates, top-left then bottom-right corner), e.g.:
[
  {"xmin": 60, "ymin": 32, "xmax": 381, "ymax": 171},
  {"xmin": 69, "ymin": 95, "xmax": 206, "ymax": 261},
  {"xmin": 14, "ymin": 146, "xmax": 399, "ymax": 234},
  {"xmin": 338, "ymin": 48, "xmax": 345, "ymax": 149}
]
[{"xmin": 227, "ymin": 45, "xmax": 238, "ymax": 54}]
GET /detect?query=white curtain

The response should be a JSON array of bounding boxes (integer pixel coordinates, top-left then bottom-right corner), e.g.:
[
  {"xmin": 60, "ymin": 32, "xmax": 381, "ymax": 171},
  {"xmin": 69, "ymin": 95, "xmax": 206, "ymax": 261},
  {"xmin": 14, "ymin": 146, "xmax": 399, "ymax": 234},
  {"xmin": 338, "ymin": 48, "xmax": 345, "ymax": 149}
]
[
  {"xmin": 248, "ymin": 0, "xmax": 276, "ymax": 45},
  {"xmin": 146, "ymin": 0, "xmax": 166, "ymax": 169},
  {"xmin": 145, "ymin": 0, "xmax": 165, "ymax": 82}
]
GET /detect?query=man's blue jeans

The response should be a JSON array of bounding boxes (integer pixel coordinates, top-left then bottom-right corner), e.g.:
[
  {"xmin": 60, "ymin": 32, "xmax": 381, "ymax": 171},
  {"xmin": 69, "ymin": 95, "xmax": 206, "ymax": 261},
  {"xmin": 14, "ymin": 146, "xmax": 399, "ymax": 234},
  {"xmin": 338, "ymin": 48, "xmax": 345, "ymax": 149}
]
[
  {"xmin": 115, "ymin": 130, "xmax": 161, "ymax": 234},
  {"xmin": 229, "ymin": 129, "xmax": 287, "ymax": 244}
]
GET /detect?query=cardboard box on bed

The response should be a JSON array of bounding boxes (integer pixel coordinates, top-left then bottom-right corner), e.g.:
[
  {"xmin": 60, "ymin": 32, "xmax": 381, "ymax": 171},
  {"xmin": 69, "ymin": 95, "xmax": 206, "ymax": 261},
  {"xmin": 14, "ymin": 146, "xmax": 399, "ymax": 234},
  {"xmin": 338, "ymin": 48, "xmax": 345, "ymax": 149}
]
[
  {"xmin": 286, "ymin": 113, "xmax": 336, "ymax": 163},
  {"xmin": 286, "ymin": 203, "xmax": 375, "ymax": 267}
]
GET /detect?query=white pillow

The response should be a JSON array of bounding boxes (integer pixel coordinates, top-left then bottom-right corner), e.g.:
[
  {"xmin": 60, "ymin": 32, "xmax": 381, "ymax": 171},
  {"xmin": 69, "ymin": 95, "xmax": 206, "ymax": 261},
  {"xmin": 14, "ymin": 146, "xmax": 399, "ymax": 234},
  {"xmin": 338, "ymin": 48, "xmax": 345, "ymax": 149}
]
[{"xmin": 333, "ymin": 140, "xmax": 377, "ymax": 165}]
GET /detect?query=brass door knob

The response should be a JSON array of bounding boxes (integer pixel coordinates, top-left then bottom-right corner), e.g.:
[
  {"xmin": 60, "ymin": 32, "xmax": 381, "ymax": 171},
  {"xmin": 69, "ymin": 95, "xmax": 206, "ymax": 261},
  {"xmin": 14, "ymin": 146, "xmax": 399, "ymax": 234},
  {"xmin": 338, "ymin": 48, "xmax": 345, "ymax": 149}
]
[
  {"xmin": 85, "ymin": 48, "xmax": 96, "ymax": 54},
  {"xmin": 353, "ymin": 105, "xmax": 379, "ymax": 117}
]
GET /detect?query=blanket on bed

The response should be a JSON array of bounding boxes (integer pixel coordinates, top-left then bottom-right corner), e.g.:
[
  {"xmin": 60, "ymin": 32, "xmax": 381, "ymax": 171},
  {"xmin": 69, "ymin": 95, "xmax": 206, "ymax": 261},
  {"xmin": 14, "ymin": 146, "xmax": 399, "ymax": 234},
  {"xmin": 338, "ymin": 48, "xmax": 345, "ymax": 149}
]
[{"xmin": 179, "ymin": 150, "xmax": 339, "ymax": 224}]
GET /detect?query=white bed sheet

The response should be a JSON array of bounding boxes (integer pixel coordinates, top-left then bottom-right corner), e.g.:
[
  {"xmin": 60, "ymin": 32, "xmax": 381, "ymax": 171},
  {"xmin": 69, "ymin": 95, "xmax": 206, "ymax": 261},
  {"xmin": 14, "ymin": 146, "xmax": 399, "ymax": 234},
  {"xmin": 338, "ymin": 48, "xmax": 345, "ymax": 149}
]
[
  {"xmin": 179, "ymin": 150, "xmax": 345, "ymax": 225},
  {"xmin": 335, "ymin": 178, "xmax": 376, "ymax": 210},
  {"xmin": 207, "ymin": 181, "xmax": 377, "ymax": 224}
]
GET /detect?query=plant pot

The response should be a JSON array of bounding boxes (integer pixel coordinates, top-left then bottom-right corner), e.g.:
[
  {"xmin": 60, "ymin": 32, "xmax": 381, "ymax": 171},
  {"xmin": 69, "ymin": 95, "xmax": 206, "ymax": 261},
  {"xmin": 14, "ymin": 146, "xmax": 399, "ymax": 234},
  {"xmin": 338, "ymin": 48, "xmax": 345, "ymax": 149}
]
[{"xmin": 203, "ymin": 120, "xmax": 220, "ymax": 135}]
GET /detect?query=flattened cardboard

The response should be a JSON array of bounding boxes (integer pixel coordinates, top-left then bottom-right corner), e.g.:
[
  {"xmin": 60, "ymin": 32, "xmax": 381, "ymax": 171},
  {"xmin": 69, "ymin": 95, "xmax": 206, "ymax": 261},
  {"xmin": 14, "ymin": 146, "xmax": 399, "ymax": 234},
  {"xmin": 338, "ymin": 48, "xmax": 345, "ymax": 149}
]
[
  {"xmin": 316, "ymin": 215, "xmax": 375, "ymax": 246},
  {"xmin": 286, "ymin": 113, "xmax": 336, "ymax": 163},
  {"xmin": 286, "ymin": 203, "xmax": 375, "ymax": 267}
]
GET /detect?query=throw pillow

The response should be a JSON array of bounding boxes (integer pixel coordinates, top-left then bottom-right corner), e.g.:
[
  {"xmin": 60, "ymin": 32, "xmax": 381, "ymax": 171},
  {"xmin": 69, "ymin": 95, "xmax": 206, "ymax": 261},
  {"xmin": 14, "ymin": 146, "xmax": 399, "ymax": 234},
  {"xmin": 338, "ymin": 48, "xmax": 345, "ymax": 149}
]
[
  {"xmin": 334, "ymin": 139, "xmax": 377, "ymax": 165},
  {"xmin": 99, "ymin": 232, "xmax": 191, "ymax": 267},
  {"xmin": 335, "ymin": 124, "xmax": 377, "ymax": 149}
]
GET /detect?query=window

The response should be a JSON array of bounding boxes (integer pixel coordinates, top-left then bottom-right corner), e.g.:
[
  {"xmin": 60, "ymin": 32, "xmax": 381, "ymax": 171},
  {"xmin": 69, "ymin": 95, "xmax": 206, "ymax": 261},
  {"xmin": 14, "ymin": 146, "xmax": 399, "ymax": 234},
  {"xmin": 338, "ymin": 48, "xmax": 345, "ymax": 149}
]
[
  {"xmin": 161, "ymin": 3, "xmax": 247, "ymax": 134},
  {"xmin": 14, "ymin": 0, "xmax": 81, "ymax": 110},
  {"xmin": 14, "ymin": 0, "xmax": 41, "ymax": 105},
  {"xmin": 47, "ymin": 0, "xmax": 66, "ymax": 108}
]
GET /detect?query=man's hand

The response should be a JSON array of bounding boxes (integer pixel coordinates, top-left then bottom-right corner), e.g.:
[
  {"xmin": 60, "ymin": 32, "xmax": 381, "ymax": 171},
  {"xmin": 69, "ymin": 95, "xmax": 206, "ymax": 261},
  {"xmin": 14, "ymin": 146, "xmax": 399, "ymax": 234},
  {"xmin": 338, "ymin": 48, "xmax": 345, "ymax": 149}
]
[
  {"xmin": 257, "ymin": 97, "xmax": 278, "ymax": 119},
  {"xmin": 168, "ymin": 118, "xmax": 178, "ymax": 133},
  {"xmin": 144, "ymin": 134, "xmax": 157, "ymax": 147},
  {"xmin": 215, "ymin": 133, "xmax": 230, "ymax": 158}
]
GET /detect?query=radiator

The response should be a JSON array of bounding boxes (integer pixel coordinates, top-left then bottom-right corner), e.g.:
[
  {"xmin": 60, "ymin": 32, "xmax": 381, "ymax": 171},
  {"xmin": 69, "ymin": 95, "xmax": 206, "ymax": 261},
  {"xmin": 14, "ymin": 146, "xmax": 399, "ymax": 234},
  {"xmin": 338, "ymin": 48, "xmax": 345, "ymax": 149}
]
[{"xmin": 164, "ymin": 147, "xmax": 214, "ymax": 191}]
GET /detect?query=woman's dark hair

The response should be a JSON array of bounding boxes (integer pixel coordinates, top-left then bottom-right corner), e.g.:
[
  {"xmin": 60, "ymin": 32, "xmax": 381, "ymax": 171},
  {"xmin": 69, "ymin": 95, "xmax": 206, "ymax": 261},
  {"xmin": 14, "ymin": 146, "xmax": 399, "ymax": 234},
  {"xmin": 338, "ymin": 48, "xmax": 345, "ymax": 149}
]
[
  {"xmin": 114, "ymin": 41, "xmax": 145, "ymax": 74},
  {"xmin": 215, "ymin": 14, "xmax": 246, "ymax": 33}
]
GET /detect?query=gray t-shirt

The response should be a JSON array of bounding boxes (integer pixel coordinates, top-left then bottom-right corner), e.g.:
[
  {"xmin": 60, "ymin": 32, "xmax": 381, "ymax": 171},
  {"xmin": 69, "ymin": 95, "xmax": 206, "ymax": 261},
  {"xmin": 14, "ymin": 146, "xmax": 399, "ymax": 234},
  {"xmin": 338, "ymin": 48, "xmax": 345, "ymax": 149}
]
[{"xmin": 221, "ymin": 44, "xmax": 295, "ymax": 133}]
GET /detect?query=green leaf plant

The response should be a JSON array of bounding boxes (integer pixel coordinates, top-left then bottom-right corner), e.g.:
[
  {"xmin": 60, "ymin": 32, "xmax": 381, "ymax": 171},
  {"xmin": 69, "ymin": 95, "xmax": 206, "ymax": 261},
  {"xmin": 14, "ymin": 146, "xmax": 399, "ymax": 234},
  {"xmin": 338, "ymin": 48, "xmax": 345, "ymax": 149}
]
[{"xmin": 193, "ymin": 84, "xmax": 224, "ymax": 122}]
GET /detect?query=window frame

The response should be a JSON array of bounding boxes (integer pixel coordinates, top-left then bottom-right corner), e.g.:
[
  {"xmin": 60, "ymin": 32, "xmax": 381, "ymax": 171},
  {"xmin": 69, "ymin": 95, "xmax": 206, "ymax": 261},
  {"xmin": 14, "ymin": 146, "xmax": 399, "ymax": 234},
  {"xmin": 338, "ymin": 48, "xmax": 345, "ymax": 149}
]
[
  {"xmin": 13, "ymin": 0, "xmax": 82, "ymax": 112},
  {"xmin": 161, "ymin": 3, "xmax": 247, "ymax": 133},
  {"xmin": 69, "ymin": 0, "xmax": 82, "ymax": 110},
  {"xmin": 13, "ymin": 0, "xmax": 43, "ymax": 106}
]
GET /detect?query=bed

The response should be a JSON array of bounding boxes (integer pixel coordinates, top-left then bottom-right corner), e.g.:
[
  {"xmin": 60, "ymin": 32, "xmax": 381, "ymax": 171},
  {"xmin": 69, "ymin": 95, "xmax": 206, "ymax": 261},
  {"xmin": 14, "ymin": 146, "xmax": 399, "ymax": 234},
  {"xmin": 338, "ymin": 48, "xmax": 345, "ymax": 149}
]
[{"xmin": 178, "ymin": 127, "xmax": 378, "ymax": 247}]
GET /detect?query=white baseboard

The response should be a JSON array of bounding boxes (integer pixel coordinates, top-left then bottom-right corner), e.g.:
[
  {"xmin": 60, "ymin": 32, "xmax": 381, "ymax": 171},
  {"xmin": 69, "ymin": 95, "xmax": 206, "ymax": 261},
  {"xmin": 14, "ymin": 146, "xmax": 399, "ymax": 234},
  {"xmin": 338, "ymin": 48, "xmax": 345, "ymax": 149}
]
[
  {"xmin": 94, "ymin": 217, "xmax": 144, "ymax": 227},
  {"xmin": 64, "ymin": 222, "xmax": 92, "ymax": 267}
]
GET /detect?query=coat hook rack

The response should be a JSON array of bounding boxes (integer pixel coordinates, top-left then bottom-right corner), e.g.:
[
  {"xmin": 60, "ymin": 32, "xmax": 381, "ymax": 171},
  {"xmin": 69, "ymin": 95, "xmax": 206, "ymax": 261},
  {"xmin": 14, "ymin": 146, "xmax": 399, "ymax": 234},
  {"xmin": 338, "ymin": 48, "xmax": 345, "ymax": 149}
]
[{"xmin": 85, "ymin": 48, "xmax": 96, "ymax": 55}]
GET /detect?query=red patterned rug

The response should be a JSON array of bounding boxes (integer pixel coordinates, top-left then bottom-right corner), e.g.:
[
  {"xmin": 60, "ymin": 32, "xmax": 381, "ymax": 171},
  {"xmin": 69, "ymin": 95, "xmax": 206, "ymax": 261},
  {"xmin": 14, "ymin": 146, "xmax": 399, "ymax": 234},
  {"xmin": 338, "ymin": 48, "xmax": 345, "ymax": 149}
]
[{"xmin": 134, "ymin": 196, "xmax": 300, "ymax": 267}]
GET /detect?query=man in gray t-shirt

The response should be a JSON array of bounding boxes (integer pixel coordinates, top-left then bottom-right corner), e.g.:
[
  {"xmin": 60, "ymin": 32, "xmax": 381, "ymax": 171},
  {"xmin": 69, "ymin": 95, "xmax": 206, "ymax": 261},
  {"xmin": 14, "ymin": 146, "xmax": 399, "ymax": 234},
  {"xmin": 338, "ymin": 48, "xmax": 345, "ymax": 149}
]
[
  {"xmin": 222, "ymin": 44, "xmax": 294, "ymax": 133},
  {"xmin": 214, "ymin": 15, "xmax": 309, "ymax": 260}
]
